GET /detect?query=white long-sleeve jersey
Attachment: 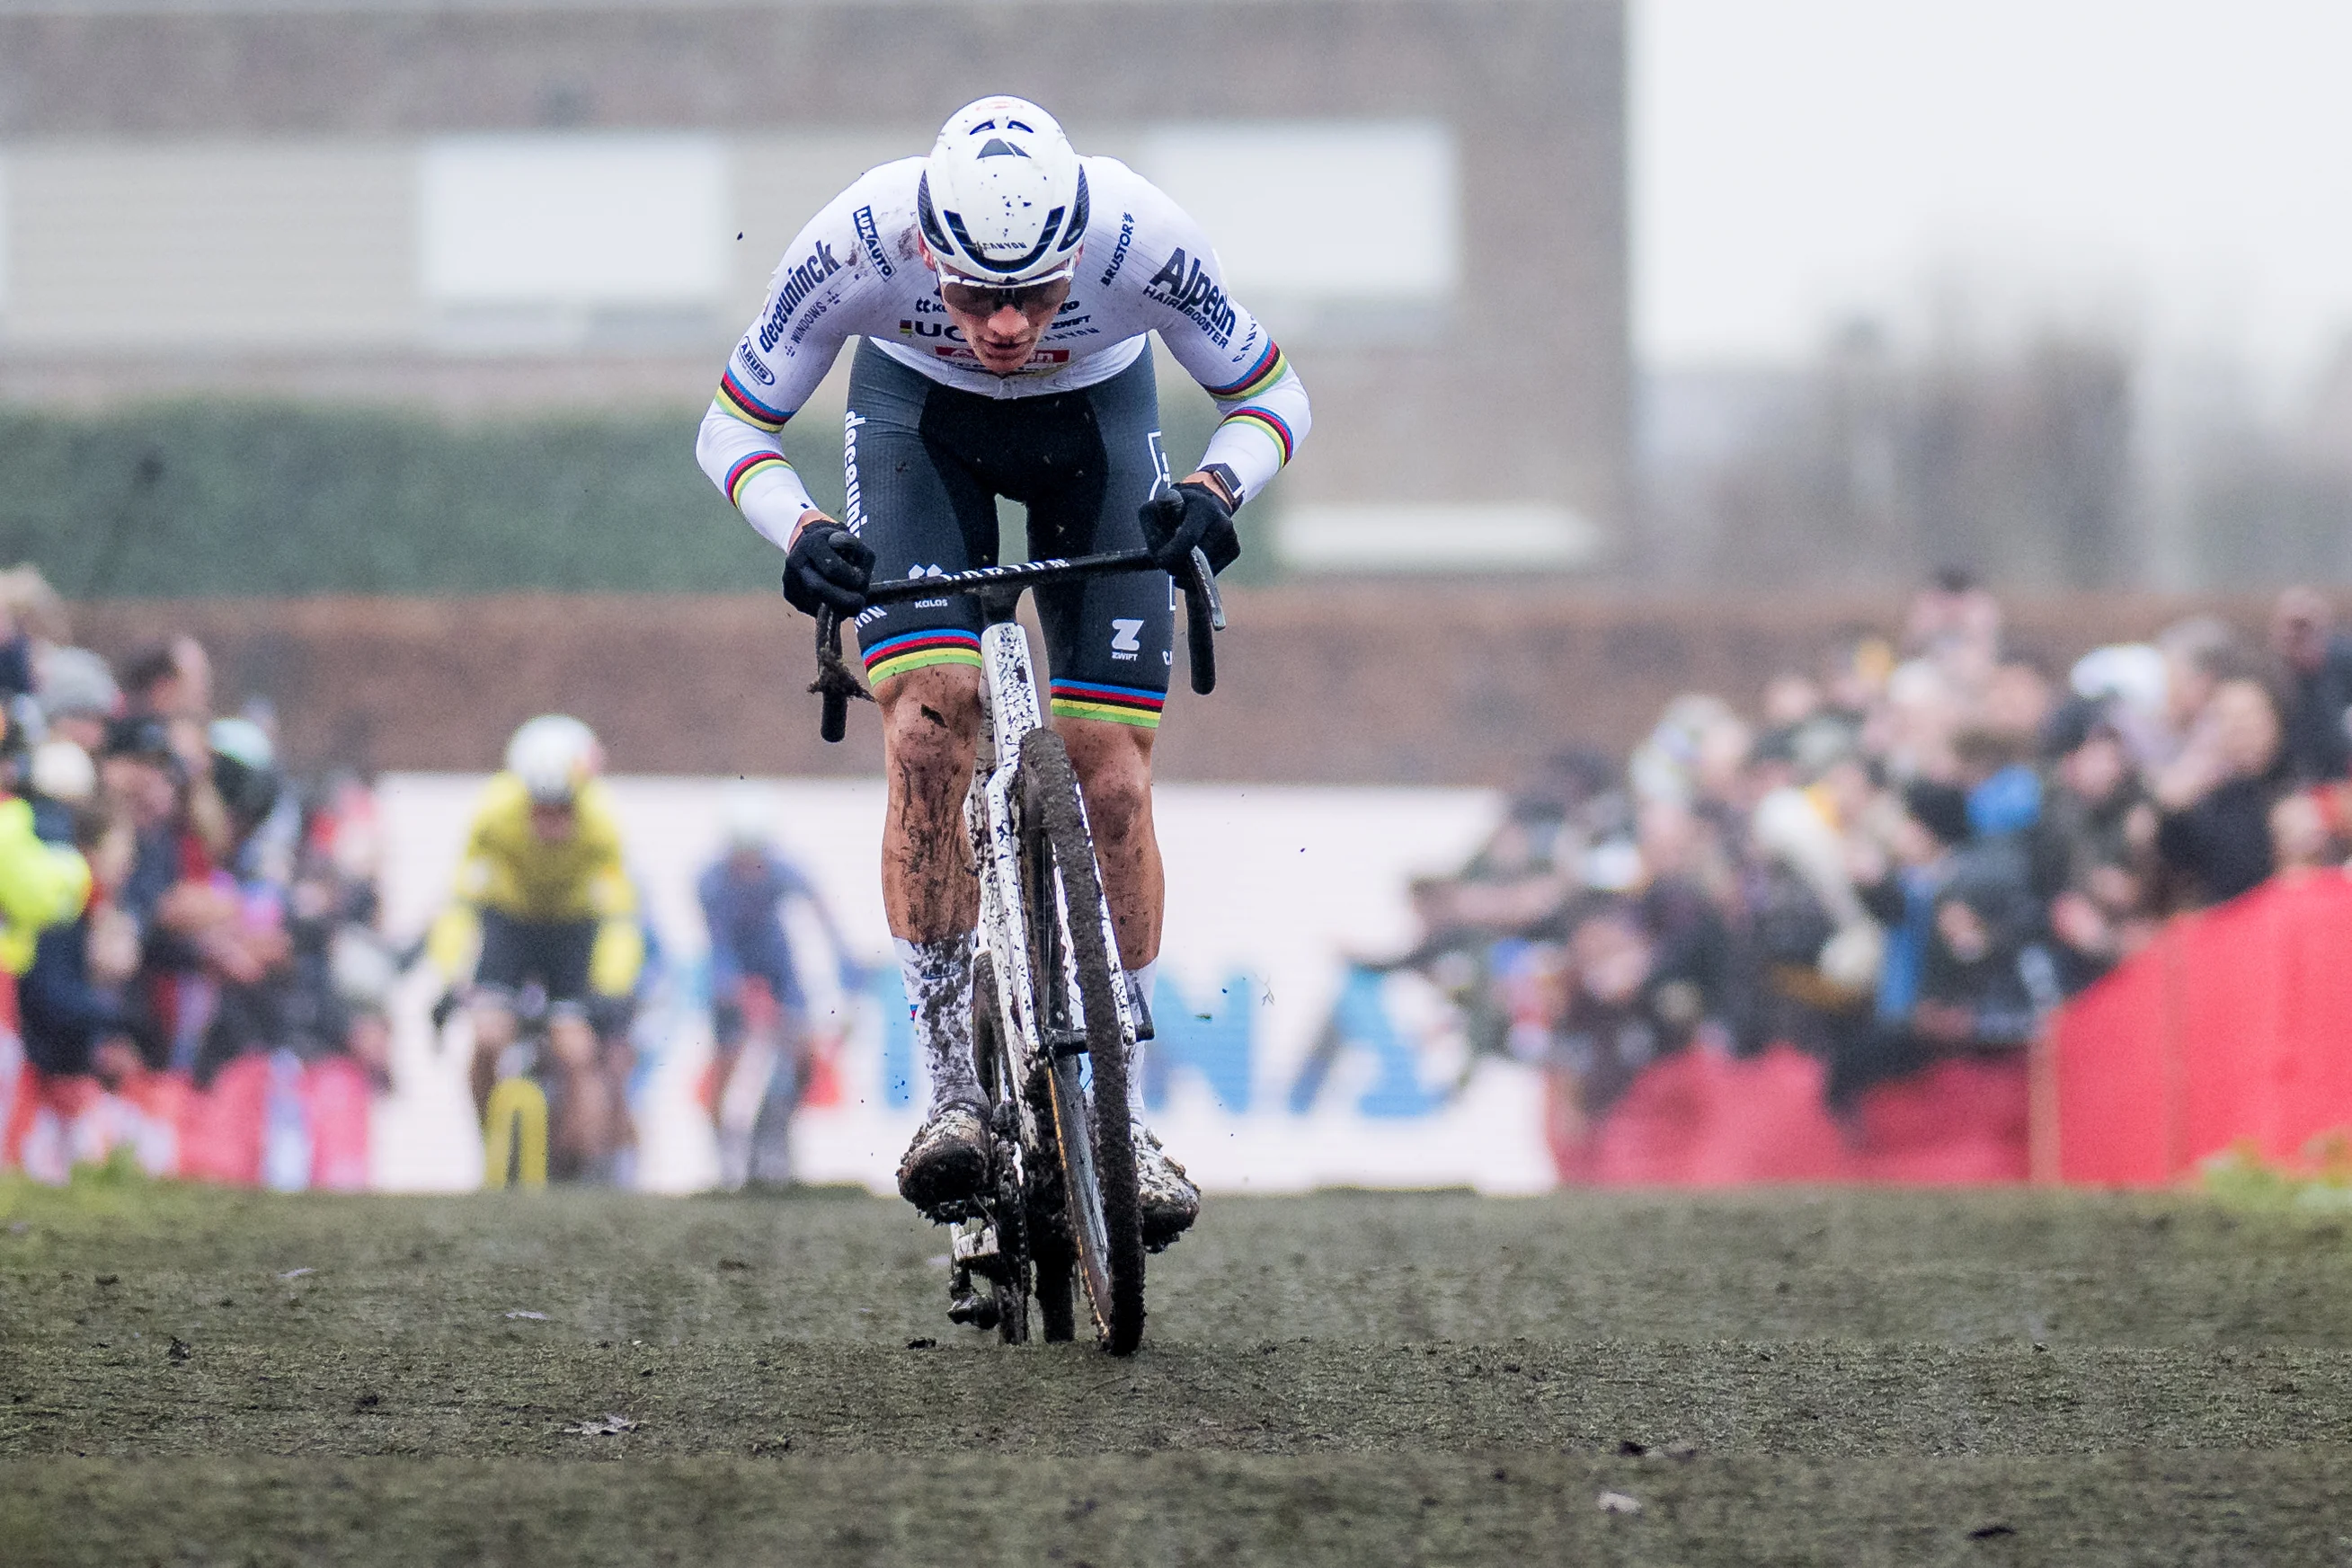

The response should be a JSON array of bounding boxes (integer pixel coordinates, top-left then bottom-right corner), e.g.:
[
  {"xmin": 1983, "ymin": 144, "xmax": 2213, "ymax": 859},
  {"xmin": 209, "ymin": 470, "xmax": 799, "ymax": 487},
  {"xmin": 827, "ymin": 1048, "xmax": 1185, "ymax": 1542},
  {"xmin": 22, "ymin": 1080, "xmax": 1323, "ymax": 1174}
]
[{"xmin": 695, "ymin": 155, "xmax": 1311, "ymax": 550}]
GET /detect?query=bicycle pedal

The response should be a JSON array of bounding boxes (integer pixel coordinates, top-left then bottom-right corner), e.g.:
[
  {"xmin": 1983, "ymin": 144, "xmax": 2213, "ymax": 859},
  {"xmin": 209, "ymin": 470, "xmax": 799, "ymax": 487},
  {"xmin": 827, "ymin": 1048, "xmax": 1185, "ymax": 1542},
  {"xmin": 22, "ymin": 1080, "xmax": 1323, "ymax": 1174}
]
[
  {"xmin": 947, "ymin": 1292, "xmax": 1000, "ymax": 1331},
  {"xmin": 952, "ymin": 1223, "xmax": 1001, "ymax": 1267}
]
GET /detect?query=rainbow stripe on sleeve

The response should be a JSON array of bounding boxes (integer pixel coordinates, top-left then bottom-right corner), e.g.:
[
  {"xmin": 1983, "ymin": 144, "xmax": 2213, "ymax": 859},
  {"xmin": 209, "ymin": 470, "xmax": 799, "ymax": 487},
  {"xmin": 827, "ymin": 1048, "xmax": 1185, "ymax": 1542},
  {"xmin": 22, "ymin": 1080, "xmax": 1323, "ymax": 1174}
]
[
  {"xmin": 716, "ymin": 370, "xmax": 792, "ymax": 432},
  {"xmin": 861, "ymin": 628, "xmax": 984, "ymax": 686},
  {"xmin": 1220, "ymin": 407, "xmax": 1296, "ymax": 467},
  {"xmin": 1048, "ymin": 678, "xmax": 1165, "ymax": 730},
  {"xmin": 1205, "ymin": 340, "xmax": 1288, "ymax": 402},
  {"xmin": 723, "ymin": 451, "xmax": 794, "ymax": 507}
]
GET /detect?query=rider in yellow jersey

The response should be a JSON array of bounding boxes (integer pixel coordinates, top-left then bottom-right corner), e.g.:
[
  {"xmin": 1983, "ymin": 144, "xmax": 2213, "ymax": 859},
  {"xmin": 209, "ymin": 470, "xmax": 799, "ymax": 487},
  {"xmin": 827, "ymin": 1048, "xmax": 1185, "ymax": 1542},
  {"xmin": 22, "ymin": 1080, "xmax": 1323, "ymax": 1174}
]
[{"xmin": 429, "ymin": 715, "xmax": 643, "ymax": 1179}]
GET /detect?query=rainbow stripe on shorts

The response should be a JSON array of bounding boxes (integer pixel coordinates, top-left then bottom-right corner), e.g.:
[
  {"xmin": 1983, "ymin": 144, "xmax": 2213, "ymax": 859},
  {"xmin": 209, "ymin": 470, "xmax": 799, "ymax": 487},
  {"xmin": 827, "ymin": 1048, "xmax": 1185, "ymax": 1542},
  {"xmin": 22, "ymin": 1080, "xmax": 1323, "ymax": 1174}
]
[
  {"xmin": 861, "ymin": 627, "xmax": 983, "ymax": 686},
  {"xmin": 1049, "ymin": 678, "xmax": 1165, "ymax": 730}
]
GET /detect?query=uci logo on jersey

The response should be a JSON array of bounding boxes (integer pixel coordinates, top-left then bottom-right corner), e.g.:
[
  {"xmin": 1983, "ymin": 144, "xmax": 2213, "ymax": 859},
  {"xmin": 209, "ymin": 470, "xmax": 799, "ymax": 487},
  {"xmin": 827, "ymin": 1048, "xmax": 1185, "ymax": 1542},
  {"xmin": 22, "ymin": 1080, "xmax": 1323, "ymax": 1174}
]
[{"xmin": 758, "ymin": 241, "xmax": 843, "ymax": 354}]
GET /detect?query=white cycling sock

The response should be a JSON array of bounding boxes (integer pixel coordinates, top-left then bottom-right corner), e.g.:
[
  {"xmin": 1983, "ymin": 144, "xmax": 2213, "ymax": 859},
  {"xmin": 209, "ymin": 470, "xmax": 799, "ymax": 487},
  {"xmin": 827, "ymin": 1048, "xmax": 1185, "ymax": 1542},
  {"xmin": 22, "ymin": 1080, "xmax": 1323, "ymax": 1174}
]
[
  {"xmin": 1123, "ymin": 961, "xmax": 1158, "ymax": 1124},
  {"xmin": 896, "ymin": 935, "xmax": 979, "ymax": 1117}
]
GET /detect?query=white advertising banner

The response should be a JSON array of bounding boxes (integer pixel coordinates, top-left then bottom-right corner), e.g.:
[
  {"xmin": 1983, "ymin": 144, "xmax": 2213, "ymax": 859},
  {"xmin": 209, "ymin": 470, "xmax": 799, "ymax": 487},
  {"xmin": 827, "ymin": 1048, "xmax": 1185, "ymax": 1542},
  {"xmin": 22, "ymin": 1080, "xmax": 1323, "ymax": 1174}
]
[{"xmin": 375, "ymin": 774, "xmax": 1555, "ymax": 1195}]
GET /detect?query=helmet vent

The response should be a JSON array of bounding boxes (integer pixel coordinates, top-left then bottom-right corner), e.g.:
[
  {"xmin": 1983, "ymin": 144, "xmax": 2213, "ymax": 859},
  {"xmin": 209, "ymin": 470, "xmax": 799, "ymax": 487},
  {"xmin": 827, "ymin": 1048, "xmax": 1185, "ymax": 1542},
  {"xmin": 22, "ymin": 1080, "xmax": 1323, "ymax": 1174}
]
[
  {"xmin": 916, "ymin": 173, "xmax": 951, "ymax": 252},
  {"xmin": 1059, "ymin": 168, "xmax": 1090, "ymax": 252},
  {"xmin": 976, "ymin": 137, "xmax": 1029, "ymax": 160}
]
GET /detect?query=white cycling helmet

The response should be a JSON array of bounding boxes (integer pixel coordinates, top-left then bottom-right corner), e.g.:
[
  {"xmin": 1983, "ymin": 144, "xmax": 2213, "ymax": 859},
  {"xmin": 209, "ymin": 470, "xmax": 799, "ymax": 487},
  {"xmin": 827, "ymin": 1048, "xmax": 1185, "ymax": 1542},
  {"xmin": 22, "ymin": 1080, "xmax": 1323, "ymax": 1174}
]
[
  {"xmin": 719, "ymin": 781, "xmax": 777, "ymax": 853},
  {"xmin": 505, "ymin": 713, "xmax": 600, "ymax": 806},
  {"xmin": 918, "ymin": 96, "xmax": 1089, "ymax": 286}
]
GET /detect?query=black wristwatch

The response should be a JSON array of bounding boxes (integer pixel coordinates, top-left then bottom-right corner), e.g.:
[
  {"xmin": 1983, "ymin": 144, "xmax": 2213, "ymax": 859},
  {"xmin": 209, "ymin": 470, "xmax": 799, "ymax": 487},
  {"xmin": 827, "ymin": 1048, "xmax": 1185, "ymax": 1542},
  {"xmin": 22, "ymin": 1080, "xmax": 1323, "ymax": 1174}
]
[{"xmin": 1196, "ymin": 463, "xmax": 1244, "ymax": 509}]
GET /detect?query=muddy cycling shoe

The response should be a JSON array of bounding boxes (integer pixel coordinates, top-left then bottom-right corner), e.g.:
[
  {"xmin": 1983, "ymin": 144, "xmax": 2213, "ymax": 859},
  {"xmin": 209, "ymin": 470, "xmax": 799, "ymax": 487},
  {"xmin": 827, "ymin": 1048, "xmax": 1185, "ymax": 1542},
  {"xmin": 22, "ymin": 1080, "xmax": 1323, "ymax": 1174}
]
[
  {"xmin": 1132, "ymin": 1124, "xmax": 1200, "ymax": 1253},
  {"xmin": 896, "ymin": 1104, "xmax": 991, "ymax": 1218}
]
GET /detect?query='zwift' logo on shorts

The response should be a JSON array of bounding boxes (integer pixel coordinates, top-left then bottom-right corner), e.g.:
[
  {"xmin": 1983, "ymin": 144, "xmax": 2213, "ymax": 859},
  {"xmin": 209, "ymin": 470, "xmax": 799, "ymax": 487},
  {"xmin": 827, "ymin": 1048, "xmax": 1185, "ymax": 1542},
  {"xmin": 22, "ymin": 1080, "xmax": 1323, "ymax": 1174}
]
[
  {"xmin": 853, "ymin": 206, "xmax": 895, "ymax": 278},
  {"xmin": 758, "ymin": 241, "xmax": 842, "ymax": 353}
]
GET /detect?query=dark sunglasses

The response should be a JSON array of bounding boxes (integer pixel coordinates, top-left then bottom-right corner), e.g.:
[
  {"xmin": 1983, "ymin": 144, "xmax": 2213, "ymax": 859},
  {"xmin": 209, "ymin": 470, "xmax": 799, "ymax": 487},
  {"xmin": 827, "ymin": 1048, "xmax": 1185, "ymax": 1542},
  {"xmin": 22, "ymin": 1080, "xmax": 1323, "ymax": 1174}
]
[{"xmin": 936, "ymin": 264, "xmax": 1075, "ymax": 317}]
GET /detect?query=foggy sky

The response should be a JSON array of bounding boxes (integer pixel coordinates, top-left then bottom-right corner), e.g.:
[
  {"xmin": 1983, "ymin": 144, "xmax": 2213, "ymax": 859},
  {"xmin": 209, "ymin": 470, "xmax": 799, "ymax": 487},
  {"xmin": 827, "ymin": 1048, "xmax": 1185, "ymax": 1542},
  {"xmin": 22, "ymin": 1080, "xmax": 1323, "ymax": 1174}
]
[{"xmin": 1637, "ymin": 0, "xmax": 2352, "ymax": 376}]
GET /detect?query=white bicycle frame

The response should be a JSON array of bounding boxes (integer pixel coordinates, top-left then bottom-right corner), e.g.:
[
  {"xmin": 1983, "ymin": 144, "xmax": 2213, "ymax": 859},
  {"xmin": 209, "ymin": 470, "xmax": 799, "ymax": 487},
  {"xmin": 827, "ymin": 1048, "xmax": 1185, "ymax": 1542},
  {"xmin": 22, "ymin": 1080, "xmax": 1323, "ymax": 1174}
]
[
  {"xmin": 809, "ymin": 542, "xmax": 1217, "ymax": 1349},
  {"xmin": 963, "ymin": 617, "xmax": 1137, "ymax": 1162}
]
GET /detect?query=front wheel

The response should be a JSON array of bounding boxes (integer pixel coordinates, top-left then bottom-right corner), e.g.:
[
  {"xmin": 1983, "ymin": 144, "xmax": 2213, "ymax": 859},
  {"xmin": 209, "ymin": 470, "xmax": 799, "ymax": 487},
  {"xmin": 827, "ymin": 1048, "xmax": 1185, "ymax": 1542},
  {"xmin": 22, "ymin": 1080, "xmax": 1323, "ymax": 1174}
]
[
  {"xmin": 1017, "ymin": 728, "xmax": 1146, "ymax": 1355},
  {"xmin": 970, "ymin": 953, "xmax": 1030, "ymax": 1344}
]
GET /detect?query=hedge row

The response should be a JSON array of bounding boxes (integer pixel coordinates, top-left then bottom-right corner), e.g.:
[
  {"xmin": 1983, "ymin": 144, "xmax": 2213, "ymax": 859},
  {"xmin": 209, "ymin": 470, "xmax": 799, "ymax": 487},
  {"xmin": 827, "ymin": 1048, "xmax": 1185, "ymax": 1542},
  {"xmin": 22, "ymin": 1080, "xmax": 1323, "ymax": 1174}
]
[{"xmin": 0, "ymin": 389, "xmax": 1242, "ymax": 598}]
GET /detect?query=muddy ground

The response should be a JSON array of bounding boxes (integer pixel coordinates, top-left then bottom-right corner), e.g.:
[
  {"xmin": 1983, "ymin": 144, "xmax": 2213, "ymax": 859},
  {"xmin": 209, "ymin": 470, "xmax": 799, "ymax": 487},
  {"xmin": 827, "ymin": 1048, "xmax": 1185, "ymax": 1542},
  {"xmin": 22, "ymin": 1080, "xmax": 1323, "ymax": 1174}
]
[{"xmin": 4, "ymin": 1179, "xmax": 2350, "ymax": 1564}]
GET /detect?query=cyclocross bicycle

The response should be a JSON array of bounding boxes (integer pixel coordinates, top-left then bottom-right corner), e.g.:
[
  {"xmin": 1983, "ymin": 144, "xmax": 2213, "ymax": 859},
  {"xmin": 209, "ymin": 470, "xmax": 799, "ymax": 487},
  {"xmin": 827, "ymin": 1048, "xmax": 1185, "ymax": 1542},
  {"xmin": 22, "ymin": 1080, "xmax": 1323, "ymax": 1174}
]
[
  {"xmin": 808, "ymin": 541, "xmax": 1222, "ymax": 1356},
  {"xmin": 712, "ymin": 978, "xmax": 812, "ymax": 1192}
]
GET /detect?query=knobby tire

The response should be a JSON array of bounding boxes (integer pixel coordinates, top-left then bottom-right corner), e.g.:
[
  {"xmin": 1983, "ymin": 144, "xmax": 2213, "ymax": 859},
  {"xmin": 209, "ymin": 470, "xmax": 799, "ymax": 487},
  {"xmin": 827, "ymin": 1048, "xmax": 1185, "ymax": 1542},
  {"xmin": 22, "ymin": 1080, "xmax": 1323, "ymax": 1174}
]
[
  {"xmin": 1018, "ymin": 729, "xmax": 1147, "ymax": 1355},
  {"xmin": 970, "ymin": 954, "xmax": 1030, "ymax": 1344}
]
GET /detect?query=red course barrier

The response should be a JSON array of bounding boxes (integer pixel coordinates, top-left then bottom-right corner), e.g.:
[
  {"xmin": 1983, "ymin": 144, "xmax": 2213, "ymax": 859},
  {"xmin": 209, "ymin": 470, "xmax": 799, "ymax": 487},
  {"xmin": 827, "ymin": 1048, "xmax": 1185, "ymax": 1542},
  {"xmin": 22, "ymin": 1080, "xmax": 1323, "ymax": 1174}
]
[
  {"xmin": 2051, "ymin": 872, "xmax": 2352, "ymax": 1185},
  {"xmin": 1549, "ymin": 873, "xmax": 2352, "ymax": 1188},
  {"xmin": 1552, "ymin": 1041, "xmax": 2029, "ymax": 1187},
  {"xmin": 0, "ymin": 1047, "xmax": 371, "ymax": 1191}
]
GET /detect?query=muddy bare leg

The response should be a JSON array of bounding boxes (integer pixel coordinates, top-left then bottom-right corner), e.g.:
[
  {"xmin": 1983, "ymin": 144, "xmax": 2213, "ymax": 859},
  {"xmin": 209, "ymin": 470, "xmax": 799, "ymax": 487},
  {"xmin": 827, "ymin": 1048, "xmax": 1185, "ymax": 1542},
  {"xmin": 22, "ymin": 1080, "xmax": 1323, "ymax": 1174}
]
[
  {"xmin": 878, "ymin": 664, "xmax": 984, "ymax": 1115},
  {"xmin": 878, "ymin": 663, "xmax": 983, "ymax": 942},
  {"xmin": 467, "ymin": 999, "xmax": 518, "ymax": 1120},
  {"xmin": 1056, "ymin": 715, "xmax": 1162, "ymax": 970}
]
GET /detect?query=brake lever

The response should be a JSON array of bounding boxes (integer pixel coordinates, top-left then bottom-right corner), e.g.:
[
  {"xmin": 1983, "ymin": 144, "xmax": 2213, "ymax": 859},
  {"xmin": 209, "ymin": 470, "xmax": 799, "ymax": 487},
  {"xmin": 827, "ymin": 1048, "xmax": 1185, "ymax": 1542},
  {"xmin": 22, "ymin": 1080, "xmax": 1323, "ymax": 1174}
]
[
  {"xmin": 1179, "ymin": 546, "xmax": 1220, "ymax": 697},
  {"xmin": 807, "ymin": 606, "xmax": 872, "ymax": 742},
  {"xmin": 1188, "ymin": 545, "xmax": 1227, "ymax": 631}
]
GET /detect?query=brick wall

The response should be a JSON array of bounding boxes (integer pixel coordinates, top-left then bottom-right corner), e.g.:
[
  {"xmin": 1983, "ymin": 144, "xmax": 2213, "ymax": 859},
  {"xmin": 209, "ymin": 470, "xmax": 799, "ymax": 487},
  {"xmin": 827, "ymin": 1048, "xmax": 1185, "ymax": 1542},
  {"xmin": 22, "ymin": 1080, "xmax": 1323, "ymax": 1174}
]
[{"xmin": 70, "ymin": 588, "xmax": 2263, "ymax": 787}]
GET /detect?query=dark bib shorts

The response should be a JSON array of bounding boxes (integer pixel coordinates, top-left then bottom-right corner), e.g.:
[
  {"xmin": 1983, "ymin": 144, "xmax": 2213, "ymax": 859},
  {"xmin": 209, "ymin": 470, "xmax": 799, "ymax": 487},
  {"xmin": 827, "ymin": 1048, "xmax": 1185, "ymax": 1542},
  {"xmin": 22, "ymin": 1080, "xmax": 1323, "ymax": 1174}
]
[
  {"xmin": 475, "ymin": 909, "xmax": 598, "ymax": 1007},
  {"xmin": 844, "ymin": 341, "xmax": 1176, "ymax": 730}
]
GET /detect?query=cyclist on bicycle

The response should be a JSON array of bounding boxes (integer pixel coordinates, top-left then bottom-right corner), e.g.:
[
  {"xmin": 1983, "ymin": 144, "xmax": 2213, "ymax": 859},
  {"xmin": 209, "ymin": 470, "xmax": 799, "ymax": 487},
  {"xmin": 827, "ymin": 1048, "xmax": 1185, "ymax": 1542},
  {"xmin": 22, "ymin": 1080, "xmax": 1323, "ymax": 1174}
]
[
  {"xmin": 698, "ymin": 784, "xmax": 863, "ymax": 1186},
  {"xmin": 429, "ymin": 715, "xmax": 643, "ymax": 1181},
  {"xmin": 696, "ymin": 96, "xmax": 1309, "ymax": 1245}
]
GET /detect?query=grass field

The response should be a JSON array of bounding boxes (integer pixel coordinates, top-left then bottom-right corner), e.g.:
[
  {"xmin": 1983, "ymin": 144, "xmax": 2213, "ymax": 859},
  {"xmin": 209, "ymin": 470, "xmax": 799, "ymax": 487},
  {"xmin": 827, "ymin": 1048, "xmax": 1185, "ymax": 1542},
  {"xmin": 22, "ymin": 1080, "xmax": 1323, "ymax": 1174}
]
[{"xmin": 5, "ymin": 1175, "xmax": 2352, "ymax": 1564}]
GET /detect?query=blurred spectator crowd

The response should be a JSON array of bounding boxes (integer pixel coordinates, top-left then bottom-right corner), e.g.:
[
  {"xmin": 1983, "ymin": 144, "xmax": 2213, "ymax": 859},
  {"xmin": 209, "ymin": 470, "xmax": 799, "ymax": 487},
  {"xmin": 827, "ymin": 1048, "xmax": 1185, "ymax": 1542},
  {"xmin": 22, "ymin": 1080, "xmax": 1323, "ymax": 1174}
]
[
  {"xmin": 0, "ymin": 567, "xmax": 395, "ymax": 1136},
  {"xmin": 13, "ymin": 550, "xmax": 2352, "ymax": 1188},
  {"xmin": 1390, "ymin": 572, "xmax": 2352, "ymax": 1149}
]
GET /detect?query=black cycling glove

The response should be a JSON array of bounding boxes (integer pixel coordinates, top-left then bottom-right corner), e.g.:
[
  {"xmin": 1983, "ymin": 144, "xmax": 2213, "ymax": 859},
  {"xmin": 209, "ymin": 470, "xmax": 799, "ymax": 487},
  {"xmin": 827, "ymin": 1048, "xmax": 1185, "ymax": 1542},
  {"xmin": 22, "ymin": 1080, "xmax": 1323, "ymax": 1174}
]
[
  {"xmin": 1139, "ymin": 481, "xmax": 1241, "ymax": 577},
  {"xmin": 782, "ymin": 521, "xmax": 876, "ymax": 616}
]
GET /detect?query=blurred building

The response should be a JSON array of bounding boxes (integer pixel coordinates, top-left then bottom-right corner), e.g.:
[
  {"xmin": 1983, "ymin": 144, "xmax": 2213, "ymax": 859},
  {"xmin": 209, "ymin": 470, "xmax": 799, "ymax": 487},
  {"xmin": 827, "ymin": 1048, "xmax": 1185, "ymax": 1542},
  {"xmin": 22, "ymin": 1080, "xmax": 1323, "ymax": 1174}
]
[{"xmin": 0, "ymin": 0, "xmax": 1629, "ymax": 576}]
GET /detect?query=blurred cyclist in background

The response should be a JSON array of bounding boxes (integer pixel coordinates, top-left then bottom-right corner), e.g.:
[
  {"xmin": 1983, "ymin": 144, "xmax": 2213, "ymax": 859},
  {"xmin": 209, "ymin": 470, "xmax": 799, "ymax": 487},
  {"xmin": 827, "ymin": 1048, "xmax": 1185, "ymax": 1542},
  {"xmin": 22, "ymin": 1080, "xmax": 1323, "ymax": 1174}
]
[
  {"xmin": 430, "ymin": 715, "xmax": 642, "ymax": 1181},
  {"xmin": 697, "ymin": 784, "xmax": 863, "ymax": 1188}
]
